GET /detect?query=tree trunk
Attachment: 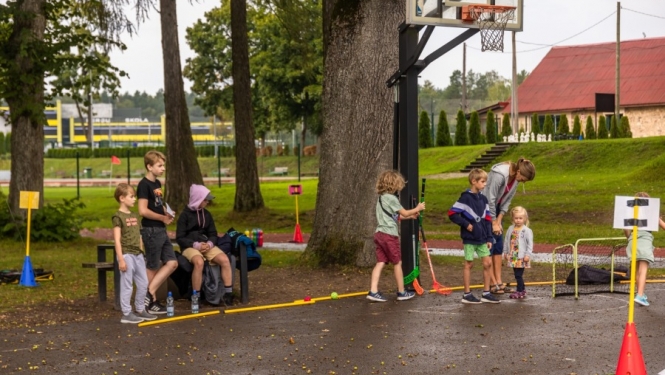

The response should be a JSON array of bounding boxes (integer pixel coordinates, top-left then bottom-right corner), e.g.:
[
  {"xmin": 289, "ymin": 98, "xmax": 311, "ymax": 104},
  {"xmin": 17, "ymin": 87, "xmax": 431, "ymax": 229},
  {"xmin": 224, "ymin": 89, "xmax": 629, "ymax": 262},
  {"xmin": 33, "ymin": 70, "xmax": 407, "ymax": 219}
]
[
  {"xmin": 6, "ymin": 0, "xmax": 47, "ymax": 216},
  {"xmin": 230, "ymin": 0, "xmax": 264, "ymax": 212},
  {"xmin": 308, "ymin": 0, "xmax": 402, "ymax": 266},
  {"xmin": 159, "ymin": 0, "xmax": 203, "ymax": 213}
]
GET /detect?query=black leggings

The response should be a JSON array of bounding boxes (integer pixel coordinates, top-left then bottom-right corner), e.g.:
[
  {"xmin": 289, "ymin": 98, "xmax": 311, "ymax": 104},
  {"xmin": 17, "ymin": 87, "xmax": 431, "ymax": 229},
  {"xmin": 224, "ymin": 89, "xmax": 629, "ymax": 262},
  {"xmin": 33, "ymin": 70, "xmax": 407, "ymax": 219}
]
[{"xmin": 513, "ymin": 267, "xmax": 525, "ymax": 292}]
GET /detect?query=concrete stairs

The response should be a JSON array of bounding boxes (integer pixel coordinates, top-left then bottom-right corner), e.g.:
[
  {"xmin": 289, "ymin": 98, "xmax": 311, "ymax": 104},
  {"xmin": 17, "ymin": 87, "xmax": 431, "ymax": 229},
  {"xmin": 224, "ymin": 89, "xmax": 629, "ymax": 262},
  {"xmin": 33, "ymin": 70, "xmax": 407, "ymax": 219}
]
[{"xmin": 459, "ymin": 143, "xmax": 517, "ymax": 173}]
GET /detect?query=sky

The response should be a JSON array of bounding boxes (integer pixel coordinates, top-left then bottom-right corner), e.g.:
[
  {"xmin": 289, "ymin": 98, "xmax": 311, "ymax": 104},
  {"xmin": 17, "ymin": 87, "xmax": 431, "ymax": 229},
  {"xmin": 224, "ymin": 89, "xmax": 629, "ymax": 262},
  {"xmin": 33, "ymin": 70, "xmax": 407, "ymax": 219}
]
[{"xmin": 109, "ymin": 0, "xmax": 665, "ymax": 94}]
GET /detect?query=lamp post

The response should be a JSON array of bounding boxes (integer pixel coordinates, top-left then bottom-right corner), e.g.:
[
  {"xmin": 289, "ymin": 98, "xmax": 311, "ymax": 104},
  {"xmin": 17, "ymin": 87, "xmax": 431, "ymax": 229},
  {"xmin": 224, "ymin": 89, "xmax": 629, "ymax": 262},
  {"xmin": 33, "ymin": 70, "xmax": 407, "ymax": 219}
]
[{"xmin": 430, "ymin": 98, "xmax": 435, "ymax": 145}]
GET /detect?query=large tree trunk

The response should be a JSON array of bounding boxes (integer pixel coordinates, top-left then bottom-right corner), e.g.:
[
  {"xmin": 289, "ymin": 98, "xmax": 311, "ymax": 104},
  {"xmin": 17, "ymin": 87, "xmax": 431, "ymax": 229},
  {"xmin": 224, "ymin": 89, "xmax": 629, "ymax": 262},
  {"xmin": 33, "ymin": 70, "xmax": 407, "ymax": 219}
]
[
  {"xmin": 159, "ymin": 0, "xmax": 203, "ymax": 213},
  {"xmin": 307, "ymin": 0, "xmax": 403, "ymax": 267},
  {"xmin": 230, "ymin": 0, "xmax": 264, "ymax": 212},
  {"xmin": 6, "ymin": 0, "xmax": 47, "ymax": 216}
]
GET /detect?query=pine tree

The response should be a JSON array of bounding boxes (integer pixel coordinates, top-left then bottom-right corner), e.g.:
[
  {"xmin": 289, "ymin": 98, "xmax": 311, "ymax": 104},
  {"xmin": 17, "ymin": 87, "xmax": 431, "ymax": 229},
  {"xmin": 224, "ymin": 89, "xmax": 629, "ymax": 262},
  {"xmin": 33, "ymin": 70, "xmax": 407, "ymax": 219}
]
[
  {"xmin": 454, "ymin": 109, "xmax": 468, "ymax": 146},
  {"xmin": 585, "ymin": 116, "xmax": 596, "ymax": 139},
  {"xmin": 620, "ymin": 116, "xmax": 632, "ymax": 138},
  {"xmin": 436, "ymin": 110, "xmax": 452, "ymax": 146},
  {"xmin": 468, "ymin": 111, "xmax": 482, "ymax": 145},
  {"xmin": 609, "ymin": 116, "xmax": 621, "ymax": 138},
  {"xmin": 543, "ymin": 114, "xmax": 554, "ymax": 137},
  {"xmin": 486, "ymin": 109, "xmax": 497, "ymax": 144},
  {"xmin": 531, "ymin": 113, "xmax": 540, "ymax": 136},
  {"xmin": 558, "ymin": 114, "xmax": 569, "ymax": 136},
  {"xmin": 501, "ymin": 113, "xmax": 512, "ymax": 139},
  {"xmin": 597, "ymin": 115, "xmax": 609, "ymax": 139},
  {"xmin": 418, "ymin": 110, "xmax": 432, "ymax": 148},
  {"xmin": 572, "ymin": 115, "xmax": 582, "ymax": 138}
]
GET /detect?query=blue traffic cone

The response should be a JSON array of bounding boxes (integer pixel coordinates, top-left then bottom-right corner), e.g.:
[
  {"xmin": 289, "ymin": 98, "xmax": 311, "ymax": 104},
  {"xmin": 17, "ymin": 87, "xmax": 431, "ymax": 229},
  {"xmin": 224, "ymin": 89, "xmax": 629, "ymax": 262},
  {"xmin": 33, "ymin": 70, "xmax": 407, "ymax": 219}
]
[{"xmin": 19, "ymin": 255, "xmax": 38, "ymax": 287}]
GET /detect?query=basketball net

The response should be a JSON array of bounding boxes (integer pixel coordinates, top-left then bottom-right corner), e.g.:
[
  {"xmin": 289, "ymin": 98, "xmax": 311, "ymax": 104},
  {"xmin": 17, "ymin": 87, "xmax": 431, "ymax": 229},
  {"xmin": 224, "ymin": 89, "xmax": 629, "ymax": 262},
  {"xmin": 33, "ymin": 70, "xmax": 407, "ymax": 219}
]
[{"xmin": 468, "ymin": 5, "xmax": 516, "ymax": 52}]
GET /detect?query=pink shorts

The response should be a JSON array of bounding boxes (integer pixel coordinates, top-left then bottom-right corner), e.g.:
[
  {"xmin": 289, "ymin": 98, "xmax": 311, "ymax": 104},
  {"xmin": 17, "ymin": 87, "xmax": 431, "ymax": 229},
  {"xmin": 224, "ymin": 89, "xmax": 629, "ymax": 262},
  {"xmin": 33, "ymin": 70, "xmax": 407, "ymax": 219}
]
[{"xmin": 373, "ymin": 232, "xmax": 401, "ymax": 264}]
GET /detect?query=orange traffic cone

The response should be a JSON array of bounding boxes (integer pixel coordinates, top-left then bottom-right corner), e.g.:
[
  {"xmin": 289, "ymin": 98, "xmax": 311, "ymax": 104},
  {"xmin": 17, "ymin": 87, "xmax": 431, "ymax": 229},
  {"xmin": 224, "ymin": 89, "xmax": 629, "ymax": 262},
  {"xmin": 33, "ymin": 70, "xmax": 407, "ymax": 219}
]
[
  {"xmin": 291, "ymin": 223, "xmax": 303, "ymax": 243},
  {"xmin": 615, "ymin": 322, "xmax": 646, "ymax": 375}
]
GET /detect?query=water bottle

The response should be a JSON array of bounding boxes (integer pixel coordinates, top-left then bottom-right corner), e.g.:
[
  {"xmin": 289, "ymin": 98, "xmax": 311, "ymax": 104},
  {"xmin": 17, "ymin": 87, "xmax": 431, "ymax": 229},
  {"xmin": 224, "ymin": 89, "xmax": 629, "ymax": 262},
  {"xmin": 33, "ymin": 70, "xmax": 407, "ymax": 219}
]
[
  {"xmin": 258, "ymin": 228, "xmax": 263, "ymax": 247},
  {"xmin": 244, "ymin": 229, "xmax": 250, "ymax": 237},
  {"xmin": 191, "ymin": 290, "xmax": 199, "ymax": 314},
  {"xmin": 166, "ymin": 291, "xmax": 175, "ymax": 317},
  {"xmin": 252, "ymin": 228, "xmax": 258, "ymax": 244}
]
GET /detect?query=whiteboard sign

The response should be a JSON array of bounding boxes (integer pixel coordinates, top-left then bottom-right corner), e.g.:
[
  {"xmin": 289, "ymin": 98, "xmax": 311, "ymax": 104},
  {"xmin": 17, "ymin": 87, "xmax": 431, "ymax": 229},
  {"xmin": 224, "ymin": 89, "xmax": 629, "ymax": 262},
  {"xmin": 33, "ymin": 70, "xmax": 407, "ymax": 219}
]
[{"xmin": 613, "ymin": 196, "xmax": 660, "ymax": 231}]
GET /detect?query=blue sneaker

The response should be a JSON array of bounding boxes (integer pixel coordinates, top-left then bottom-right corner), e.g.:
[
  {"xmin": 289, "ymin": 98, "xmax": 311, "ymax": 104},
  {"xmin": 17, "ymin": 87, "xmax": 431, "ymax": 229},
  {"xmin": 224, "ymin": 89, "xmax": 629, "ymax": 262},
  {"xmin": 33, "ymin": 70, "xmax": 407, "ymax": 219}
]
[
  {"xmin": 367, "ymin": 291, "xmax": 387, "ymax": 302},
  {"xmin": 461, "ymin": 293, "xmax": 481, "ymax": 304},
  {"xmin": 481, "ymin": 293, "xmax": 501, "ymax": 304},
  {"xmin": 396, "ymin": 290, "xmax": 415, "ymax": 301},
  {"xmin": 635, "ymin": 294, "xmax": 649, "ymax": 307}
]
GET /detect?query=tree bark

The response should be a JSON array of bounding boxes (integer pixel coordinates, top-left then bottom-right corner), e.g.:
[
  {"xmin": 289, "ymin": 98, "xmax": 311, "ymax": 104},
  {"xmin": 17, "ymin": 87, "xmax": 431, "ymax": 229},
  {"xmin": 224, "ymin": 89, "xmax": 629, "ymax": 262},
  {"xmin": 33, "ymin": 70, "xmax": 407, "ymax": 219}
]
[
  {"xmin": 6, "ymin": 0, "xmax": 47, "ymax": 216},
  {"xmin": 159, "ymin": 0, "xmax": 203, "ymax": 213},
  {"xmin": 308, "ymin": 0, "xmax": 403, "ymax": 266},
  {"xmin": 230, "ymin": 0, "xmax": 264, "ymax": 212}
]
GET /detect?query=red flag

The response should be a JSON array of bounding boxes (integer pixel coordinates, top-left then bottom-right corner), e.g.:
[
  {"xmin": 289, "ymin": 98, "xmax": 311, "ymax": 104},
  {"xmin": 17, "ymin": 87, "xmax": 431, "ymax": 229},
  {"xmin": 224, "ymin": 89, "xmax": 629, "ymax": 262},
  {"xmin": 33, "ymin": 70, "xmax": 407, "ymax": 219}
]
[{"xmin": 111, "ymin": 155, "xmax": 121, "ymax": 165}]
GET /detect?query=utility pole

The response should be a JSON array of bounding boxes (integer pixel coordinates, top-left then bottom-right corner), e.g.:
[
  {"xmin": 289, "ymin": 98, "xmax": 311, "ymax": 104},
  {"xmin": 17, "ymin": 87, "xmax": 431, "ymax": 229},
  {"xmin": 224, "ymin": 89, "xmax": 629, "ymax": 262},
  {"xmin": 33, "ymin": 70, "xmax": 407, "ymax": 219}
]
[
  {"xmin": 511, "ymin": 31, "xmax": 518, "ymax": 134},
  {"xmin": 615, "ymin": 2, "xmax": 621, "ymax": 127},
  {"xmin": 462, "ymin": 43, "xmax": 467, "ymax": 112},
  {"xmin": 430, "ymin": 98, "xmax": 435, "ymax": 144}
]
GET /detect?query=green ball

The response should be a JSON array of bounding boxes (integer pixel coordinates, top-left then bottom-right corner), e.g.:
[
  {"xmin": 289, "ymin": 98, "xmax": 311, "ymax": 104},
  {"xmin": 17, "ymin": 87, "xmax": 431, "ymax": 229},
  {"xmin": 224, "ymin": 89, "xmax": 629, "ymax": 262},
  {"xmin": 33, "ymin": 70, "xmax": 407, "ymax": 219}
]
[{"xmin": 330, "ymin": 292, "xmax": 339, "ymax": 299}]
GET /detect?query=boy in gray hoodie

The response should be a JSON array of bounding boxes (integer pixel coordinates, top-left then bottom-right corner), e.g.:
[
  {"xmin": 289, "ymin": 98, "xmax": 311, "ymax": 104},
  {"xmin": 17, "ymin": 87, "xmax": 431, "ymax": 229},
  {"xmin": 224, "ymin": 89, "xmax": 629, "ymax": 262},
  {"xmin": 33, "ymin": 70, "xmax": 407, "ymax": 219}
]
[{"xmin": 176, "ymin": 184, "xmax": 234, "ymax": 306}]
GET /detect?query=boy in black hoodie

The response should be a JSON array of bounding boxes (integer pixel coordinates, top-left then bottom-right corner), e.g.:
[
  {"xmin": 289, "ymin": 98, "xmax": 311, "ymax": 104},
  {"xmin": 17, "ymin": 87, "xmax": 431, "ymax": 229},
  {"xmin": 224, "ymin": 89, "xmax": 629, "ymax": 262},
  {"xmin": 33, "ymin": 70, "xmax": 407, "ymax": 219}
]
[
  {"xmin": 448, "ymin": 169, "xmax": 499, "ymax": 304},
  {"xmin": 176, "ymin": 184, "xmax": 234, "ymax": 305}
]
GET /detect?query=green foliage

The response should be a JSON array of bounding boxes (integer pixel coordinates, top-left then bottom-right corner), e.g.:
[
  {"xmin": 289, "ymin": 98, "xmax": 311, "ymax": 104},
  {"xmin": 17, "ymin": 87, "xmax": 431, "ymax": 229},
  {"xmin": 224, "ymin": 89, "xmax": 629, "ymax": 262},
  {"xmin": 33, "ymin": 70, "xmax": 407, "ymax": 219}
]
[
  {"xmin": 597, "ymin": 115, "xmax": 609, "ymax": 139},
  {"xmin": 557, "ymin": 114, "xmax": 569, "ymax": 135},
  {"xmin": 585, "ymin": 116, "xmax": 596, "ymax": 139},
  {"xmin": 45, "ymin": 145, "xmax": 236, "ymax": 159},
  {"xmin": 468, "ymin": 111, "xmax": 482, "ymax": 145},
  {"xmin": 621, "ymin": 116, "xmax": 632, "ymax": 138},
  {"xmin": 184, "ymin": 1, "xmax": 323, "ymax": 136},
  {"xmin": 531, "ymin": 113, "xmax": 540, "ymax": 135},
  {"xmin": 610, "ymin": 116, "xmax": 621, "ymax": 138},
  {"xmin": 418, "ymin": 111, "xmax": 432, "ymax": 148},
  {"xmin": 454, "ymin": 110, "xmax": 467, "ymax": 146},
  {"xmin": 501, "ymin": 113, "xmax": 512, "ymax": 138},
  {"xmin": 543, "ymin": 114, "xmax": 554, "ymax": 136},
  {"xmin": 485, "ymin": 109, "xmax": 497, "ymax": 143},
  {"xmin": 0, "ymin": 132, "xmax": 5, "ymax": 155},
  {"xmin": 435, "ymin": 110, "xmax": 452, "ymax": 147},
  {"xmin": 572, "ymin": 115, "xmax": 582, "ymax": 138},
  {"xmin": 0, "ymin": 191, "xmax": 85, "ymax": 242},
  {"xmin": 4, "ymin": 132, "xmax": 9, "ymax": 154}
]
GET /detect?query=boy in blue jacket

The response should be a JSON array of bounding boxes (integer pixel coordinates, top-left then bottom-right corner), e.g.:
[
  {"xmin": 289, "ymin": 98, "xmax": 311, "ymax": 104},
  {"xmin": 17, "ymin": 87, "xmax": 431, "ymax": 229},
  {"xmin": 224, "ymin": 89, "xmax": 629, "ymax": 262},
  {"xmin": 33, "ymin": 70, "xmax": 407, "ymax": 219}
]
[{"xmin": 448, "ymin": 169, "xmax": 500, "ymax": 304}]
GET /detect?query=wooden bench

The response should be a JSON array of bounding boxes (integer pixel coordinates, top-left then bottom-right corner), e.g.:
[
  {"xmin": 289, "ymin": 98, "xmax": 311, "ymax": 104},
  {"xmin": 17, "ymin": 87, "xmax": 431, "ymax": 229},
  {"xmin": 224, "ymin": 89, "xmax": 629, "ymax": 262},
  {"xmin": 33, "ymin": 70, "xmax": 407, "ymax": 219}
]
[
  {"xmin": 268, "ymin": 166, "xmax": 288, "ymax": 176},
  {"xmin": 212, "ymin": 168, "xmax": 231, "ymax": 177},
  {"xmin": 85, "ymin": 242, "xmax": 251, "ymax": 308},
  {"xmin": 82, "ymin": 244, "xmax": 120, "ymax": 310}
]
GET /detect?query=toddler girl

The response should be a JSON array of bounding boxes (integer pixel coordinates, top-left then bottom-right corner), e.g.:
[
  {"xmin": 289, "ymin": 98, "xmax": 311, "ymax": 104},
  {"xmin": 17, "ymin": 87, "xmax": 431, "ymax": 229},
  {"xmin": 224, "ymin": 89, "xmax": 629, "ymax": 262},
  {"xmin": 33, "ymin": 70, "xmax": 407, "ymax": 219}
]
[{"xmin": 503, "ymin": 206, "xmax": 533, "ymax": 299}]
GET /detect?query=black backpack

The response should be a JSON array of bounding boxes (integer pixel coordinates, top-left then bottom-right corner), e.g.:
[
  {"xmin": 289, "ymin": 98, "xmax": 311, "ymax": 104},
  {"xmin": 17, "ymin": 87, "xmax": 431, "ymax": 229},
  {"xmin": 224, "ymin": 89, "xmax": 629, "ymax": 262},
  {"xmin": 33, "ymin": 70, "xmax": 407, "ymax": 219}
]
[{"xmin": 566, "ymin": 265, "xmax": 630, "ymax": 285}]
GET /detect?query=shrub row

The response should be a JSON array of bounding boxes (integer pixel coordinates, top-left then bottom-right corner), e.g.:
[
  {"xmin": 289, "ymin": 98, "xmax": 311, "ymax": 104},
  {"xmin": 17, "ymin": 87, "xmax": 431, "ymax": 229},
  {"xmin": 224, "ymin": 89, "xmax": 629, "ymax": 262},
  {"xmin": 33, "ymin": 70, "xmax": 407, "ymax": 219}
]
[{"xmin": 46, "ymin": 145, "xmax": 237, "ymax": 159}]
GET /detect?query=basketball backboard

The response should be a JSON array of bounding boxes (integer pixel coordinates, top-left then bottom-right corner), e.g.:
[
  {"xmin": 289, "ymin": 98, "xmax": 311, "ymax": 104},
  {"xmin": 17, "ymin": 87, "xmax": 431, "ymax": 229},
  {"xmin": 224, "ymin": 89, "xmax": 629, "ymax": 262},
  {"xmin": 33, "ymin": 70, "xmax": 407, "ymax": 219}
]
[{"xmin": 406, "ymin": 0, "xmax": 523, "ymax": 31}]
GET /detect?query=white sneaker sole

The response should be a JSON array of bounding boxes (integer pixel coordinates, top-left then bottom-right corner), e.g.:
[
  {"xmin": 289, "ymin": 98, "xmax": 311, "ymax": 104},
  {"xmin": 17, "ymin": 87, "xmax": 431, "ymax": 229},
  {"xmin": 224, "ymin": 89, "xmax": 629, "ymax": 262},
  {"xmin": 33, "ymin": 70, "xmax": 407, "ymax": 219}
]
[{"xmin": 366, "ymin": 295, "xmax": 387, "ymax": 302}]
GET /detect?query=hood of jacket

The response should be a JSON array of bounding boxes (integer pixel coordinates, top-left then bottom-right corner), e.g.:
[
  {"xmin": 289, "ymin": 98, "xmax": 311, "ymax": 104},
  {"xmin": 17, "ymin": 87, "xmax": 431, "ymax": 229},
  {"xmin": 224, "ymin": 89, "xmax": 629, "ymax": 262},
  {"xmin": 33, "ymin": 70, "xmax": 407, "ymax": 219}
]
[{"xmin": 188, "ymin": 184, "xmax": 211, "ymax": 211}]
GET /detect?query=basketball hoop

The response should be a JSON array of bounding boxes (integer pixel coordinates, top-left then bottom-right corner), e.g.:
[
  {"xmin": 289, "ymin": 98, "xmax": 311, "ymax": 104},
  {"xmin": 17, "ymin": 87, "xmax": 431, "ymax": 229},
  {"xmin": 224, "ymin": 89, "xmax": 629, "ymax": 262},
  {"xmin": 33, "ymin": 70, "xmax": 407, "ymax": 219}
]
[{"xmin": 463, "ymin": 5, "xmax": 516, "ymax": 52}]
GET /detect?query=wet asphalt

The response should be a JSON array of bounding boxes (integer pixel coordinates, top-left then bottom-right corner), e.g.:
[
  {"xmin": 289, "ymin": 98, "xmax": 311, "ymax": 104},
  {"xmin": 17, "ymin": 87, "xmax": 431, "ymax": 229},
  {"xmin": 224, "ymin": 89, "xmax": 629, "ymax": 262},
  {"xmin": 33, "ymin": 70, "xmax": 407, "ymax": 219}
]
[{"xmin": 1, "ymin": 286, "xmax": 664, "ymax": 374}]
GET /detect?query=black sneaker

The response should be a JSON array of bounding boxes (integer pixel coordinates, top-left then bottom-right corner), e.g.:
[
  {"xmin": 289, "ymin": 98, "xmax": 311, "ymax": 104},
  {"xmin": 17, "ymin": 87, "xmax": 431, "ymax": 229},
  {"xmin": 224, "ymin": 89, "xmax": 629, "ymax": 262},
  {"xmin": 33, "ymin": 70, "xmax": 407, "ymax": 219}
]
[
  {"xmin": 147, "ymin": 300, "xmax": 167, "ymax": 315},
  {"xmin": 144, "ymin": 292, "xmax": 154, "ymax": 308},
  {"xmin": 481, "ymin": 293, "xmax": 501, "ymax": 304},
  {"xmin": 223, "ymin": 292, "xmax": 234, "ymax": 306},
  {"xmin": 461, "ymin": 293, "xmax": 482, "ymax": 304}
]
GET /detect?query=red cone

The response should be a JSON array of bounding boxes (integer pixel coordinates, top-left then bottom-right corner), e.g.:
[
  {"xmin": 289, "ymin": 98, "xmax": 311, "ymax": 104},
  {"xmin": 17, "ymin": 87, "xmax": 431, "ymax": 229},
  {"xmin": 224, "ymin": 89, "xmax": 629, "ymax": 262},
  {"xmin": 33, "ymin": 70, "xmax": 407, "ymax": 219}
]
[
  {"xmin": 291, "ymin": 223, "xmax": 303, "ymax": 243},
  {"xmin": 615, "ymin": 322, "xmax": 646, "ymax": 375}
]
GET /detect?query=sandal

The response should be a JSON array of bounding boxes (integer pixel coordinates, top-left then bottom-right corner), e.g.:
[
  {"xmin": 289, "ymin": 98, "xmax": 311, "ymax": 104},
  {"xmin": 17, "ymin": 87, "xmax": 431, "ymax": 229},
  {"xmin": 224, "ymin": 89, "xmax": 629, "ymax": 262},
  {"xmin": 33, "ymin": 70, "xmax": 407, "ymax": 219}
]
[
  {"xmin": 499, "ymin": 284, "xmax": 513, "ymax": 293},
  {"xmin": 490, "ymin": 285, "xmax": 505, "ymax": 294}
]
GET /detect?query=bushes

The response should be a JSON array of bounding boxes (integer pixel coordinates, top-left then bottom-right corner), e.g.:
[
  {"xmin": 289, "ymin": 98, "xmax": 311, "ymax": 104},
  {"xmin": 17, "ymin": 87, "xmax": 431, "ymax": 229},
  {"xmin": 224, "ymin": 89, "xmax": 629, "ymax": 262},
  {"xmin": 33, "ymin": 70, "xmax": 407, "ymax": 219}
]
[
  {"xmin": 501, "ymin": 113, "xmax": 512, "ymax": 138},
  {"xmin": 454, "ymin": 109, "xmax": 467, "ymax": 146},
  {"xmin": 435, "ymin": 110, "xmax": 452, "ymax": 147},
  {"xmin": 0, "ymin": 191, "xmax": 85, "ymax": 242},
  {"xmin": 572, "ymin": 115, "xmax": 582, "ymax": 138},
  {"xmin": 486, "ymin": 109, "xmax": 497, "ymax": 144},
  {"xmin": 46, "ymin": 145, "xmax": 236, "ymax": 159},
  {"xmin": 418, "ymin": 111, "xmax": 432, "ymax": 148},
  {"xmin": 585, "ymin": 116, "xmax": 596, "ymax": 139},
  {"xmin": 468, "ymin": 111, "xmax": 482, "ymax": 145},
  {"xmin": 597, "ymin": 115, "xmax": 609, "ymax": 139}
]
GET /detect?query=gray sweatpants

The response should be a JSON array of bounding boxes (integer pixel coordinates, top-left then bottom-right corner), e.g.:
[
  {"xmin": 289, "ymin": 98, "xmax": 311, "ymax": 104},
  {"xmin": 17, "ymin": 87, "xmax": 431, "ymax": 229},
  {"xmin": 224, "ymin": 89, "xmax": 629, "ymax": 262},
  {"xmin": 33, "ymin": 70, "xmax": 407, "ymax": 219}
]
[{"xmin": 120, "ymin": 253, "xmax": 149, "ymax": 316}]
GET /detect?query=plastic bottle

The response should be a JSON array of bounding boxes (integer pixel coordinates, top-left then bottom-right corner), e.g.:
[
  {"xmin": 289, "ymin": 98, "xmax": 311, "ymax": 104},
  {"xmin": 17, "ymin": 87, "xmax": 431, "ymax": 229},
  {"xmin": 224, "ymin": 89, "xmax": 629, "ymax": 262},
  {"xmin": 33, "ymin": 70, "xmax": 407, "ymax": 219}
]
[
  {"xmin": 258, "ymin": 228, "xmax": 263, "ymax": 247},
  {"xmin": 166, "ymin": 291, "xmax": 175, "ymax": 317},
  {"xmin": 252, "ymin": 228, "xmax": 258, "ymax": 244},
  {"xmin": 244, "ymin": 229, "xmax": 250, "ymax": 237},
  {"xmin": 191, "ymin": 290, "xmax": 199, "ymax": 314}
]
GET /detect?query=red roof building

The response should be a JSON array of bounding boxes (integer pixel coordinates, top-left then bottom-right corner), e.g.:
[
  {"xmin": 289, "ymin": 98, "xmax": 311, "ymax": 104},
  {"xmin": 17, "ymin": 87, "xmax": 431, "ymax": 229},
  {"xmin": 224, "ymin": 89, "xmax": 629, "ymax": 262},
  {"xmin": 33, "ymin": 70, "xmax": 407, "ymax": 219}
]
[{"xmin": 504, "ymin": 37, "xmax": 665, "ymax": 137}]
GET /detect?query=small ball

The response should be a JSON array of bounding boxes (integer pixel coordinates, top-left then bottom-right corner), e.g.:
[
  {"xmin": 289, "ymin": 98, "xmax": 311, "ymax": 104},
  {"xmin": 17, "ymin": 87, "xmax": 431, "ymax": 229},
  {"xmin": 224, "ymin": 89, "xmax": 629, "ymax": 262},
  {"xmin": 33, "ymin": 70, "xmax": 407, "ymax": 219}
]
[
  {"xmin": 304, "ymin": 296, "xmax": 311, "ymax": 302},
  {"xmin": 330, "ymin": 292, "xmax": 339, "ymax": 299}
]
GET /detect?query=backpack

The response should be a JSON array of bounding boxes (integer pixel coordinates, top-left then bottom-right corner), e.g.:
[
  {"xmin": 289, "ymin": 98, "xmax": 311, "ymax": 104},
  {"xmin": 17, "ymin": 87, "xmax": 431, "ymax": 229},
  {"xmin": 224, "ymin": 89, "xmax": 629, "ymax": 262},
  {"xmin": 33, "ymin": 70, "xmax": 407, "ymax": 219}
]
[
  {"xmin": 201, "ymin": 260, "xmax": 223, "ymax": 305},
  {"xmin": 218, "ymin": 228, "xmax": 262, "ymax": 272}
]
